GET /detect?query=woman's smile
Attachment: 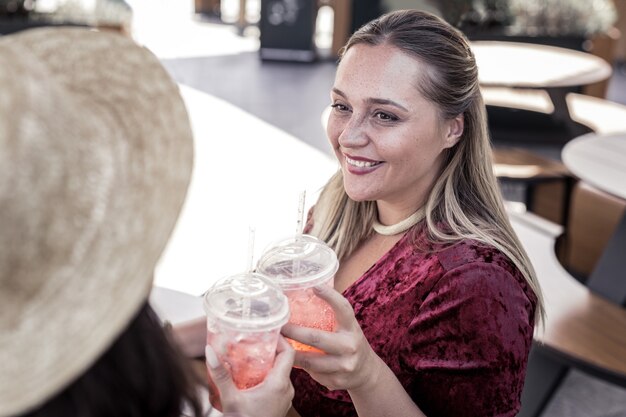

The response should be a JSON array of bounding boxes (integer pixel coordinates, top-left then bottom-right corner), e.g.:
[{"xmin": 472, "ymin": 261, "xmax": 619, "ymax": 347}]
[{"xmin": 344, "ymin": 153, "xmax": 384, "ymax": 175}]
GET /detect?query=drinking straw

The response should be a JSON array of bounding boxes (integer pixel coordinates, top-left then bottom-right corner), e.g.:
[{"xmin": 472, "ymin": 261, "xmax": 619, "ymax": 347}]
[
  {"xmin": 246, "ymin": 225, "xmax": 256, "ymax": 273},
  {"xmin": 243, "ymin": 225, "xmax": 255, "ymax": 319},
  {"xmin": 295, "ymin": 190, "xmax": 306, "ymax": 237},
  {"xmin": 294, "ymin": 191, "xmax": 306, "ymax": 275}
]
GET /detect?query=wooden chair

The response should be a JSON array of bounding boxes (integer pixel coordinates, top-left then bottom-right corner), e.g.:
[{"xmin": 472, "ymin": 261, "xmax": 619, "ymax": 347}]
[
  {"xmin": 558, "ymin": 181, "xmax": 626, "ymax": 281},
  {"xmin": 194, "ymin": 0, "xmax": 221, "ymax": 16},
  {"xmin": 493, "ymin": 147, "xmax": 572, "ymax": 225},
  {"xmin": 317, "ymin": 0, "xmax": 352, "ymax": 58},
  {"xmin": 488, "ymin": 90, "xmax": 626, "ymax": 224},
  {"xmin": 509, "ymin": 210, "xmax": 626, "ymax": 417}
]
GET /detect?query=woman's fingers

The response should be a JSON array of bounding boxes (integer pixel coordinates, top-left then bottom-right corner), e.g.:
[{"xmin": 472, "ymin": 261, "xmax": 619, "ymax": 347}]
[
  {"xmin": 205, "ymin": 345, "xmax": 235, "ymax": 395},
  {"xmin": 312, "ymin": 285, "xmax": 356, "ymax": 330},
  {"xmin": 292, "ymin": 351, "xmax": 347, "ymax": 373},
  {"xmin": 282, "ymin": 323, "xmax": 351, "ymax": 355},
  {"xmin": 205, "ymin": 339, "xmax": 296, "ymax": 417},
  {"xmin": 270, "ymin": 336, "xmax": 296, "ymax": 379}
]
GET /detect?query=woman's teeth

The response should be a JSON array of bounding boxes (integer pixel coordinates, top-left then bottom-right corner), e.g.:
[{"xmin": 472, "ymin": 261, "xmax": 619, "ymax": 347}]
[{"xmin": 346, "ymin": 156, "xmax": 380, "ymax": 168}]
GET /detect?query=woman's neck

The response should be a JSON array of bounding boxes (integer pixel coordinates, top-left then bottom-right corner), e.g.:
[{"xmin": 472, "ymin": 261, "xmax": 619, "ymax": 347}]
[{"xmin": 375, "ymin": 199, "xmax": 424, "ymax": 226}]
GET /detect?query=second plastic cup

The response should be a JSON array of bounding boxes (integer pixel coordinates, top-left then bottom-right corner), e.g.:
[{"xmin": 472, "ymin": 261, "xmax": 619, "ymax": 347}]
[
  {"xmin": 256, "ymin": 234, "xmax": 339, "ymax": 352},
  {"xmin": 203, "ymin": 272, "xmax": 289, "ymax": 410}
]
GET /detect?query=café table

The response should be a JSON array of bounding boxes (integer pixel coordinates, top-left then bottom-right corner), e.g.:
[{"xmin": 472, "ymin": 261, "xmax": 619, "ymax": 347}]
[
  {"xmin": 471, "ymin": 41, "xmax": 612, "ymax": 132},
  {"xmin": 561, "ymin": 132, "xmax": 626, "ymax": 305}
]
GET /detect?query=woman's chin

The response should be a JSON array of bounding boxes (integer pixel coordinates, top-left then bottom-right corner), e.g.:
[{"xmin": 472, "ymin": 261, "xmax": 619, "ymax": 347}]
[{"xmin": 344, "ymin": 188, "xmax": 376, "ymax": 203}]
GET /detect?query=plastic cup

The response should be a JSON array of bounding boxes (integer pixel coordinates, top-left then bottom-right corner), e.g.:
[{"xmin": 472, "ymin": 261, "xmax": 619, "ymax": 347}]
[
  {"xmin": 256, "ymin": 234, "xmax": 339, "ymax": 352},
  {"xmin": 203, "ymin": 272, "xmax": 289, "ymax": 410}
]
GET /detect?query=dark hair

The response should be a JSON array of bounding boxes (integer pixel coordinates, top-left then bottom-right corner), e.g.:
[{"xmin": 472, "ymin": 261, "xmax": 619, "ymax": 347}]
[{"xmin": 21, "ymin": 302, "xmax": 205, "ymax": 417}]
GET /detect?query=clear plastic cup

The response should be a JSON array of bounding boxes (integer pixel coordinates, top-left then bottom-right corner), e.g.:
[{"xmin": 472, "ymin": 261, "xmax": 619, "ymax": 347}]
[
  {"xmin": 256, "ymin": 234, "xmax": 339, "ymax": 352},
  {"xmin": 203, "ymin": 272, "xmax": 289, "ymax": 410}
]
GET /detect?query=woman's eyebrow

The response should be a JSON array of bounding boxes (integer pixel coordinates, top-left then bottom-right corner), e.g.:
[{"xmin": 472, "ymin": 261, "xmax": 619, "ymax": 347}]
[
  {"xmin": 331, "ymin": 87, "xmax": 347, "ymax": 98},
  {"xmin": 331, "ymin": 88, "xmax": 408, "ymax": 112},
  {"xmin": 367, "ymin": 98, "xmax": 408, "ymax": 112}
]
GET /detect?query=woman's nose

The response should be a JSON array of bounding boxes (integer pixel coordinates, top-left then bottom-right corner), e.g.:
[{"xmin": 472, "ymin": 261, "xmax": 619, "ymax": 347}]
[{"xmin": 337, "ymin": 114, "xmax": 369, "ymax": 148}]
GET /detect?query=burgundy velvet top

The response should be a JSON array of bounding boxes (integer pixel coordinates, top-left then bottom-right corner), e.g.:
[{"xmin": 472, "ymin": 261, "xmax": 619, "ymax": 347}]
[{"xmin": 291, "ymin": 224, "xmax": 537, "ymax": 417}]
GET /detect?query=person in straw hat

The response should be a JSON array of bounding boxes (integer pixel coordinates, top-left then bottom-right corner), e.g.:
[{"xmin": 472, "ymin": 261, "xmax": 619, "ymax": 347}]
[{"xmin": 0, "ymin": 27, "xmax": 294, "ymax": 417}]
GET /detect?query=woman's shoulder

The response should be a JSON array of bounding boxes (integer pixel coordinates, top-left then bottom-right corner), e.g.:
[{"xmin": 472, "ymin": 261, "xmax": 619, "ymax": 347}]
[
  {"xmin": 404, "ymin": 228, "xmax": 518, "ymax": 276},
  {"xmin": 434, "ymin": 238, "xmax": 518, "ymax": 276},
  {"xmin": 427, "ymin": 238, "xmax": 537, "ymax": 311}
]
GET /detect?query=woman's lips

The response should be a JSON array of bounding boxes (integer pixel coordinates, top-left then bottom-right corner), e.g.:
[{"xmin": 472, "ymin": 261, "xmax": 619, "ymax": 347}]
[{"xmin": 344, "ymin": 154, "xmax": 383, "ymax": 175}]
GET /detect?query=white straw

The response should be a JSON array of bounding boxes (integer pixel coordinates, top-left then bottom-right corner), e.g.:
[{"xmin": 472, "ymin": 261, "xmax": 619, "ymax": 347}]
[
  {"xmin": 242, "ymin": 226, "xmax": 255, "ymax": 319},
  {"xmin": 246, "ymin": 225, "xmax": 256, "ymax": 273},
  {"xmin": 296, "ymin": 190, "xmax": 306, "ymax": 237}
]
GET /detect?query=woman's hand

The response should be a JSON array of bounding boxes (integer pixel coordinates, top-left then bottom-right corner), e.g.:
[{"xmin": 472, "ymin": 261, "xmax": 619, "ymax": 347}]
[
  {"xmin": 171, "ymin": 317, "xmax": 207, "ymax": 358},
  {"xmin": 206, "ymin": 336, "xmax": 295, "ymax": 417},
  {"xmin": 281, "ymin": 285, "xmax": 384, "ymax": 393}
]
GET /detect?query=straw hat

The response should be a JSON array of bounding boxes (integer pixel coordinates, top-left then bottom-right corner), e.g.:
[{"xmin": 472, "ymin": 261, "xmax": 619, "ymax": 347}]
[{"xmin": 0, "ymin": 27, "xmax": 193, "ymax": 416}]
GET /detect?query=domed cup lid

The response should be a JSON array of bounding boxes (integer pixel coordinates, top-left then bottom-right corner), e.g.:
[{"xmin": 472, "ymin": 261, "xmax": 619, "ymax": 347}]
[
  {"xmin": 256, "ymin": 235, "xmax": 339, "ymax": 290},
  {"xmin": 203, "ymin": 272, "xmax": 289, "ymax": 331}
]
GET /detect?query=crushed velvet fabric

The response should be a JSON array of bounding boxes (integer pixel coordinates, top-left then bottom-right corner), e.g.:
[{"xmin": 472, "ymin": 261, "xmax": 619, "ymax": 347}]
[{"xmin": 292, "ymin": 224, "xmax": 537, "ymax": 417}]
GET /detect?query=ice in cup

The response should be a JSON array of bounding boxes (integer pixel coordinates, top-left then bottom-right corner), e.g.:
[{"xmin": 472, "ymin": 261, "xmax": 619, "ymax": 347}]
[
  {"xmin": 203, "ymin": 272, "xmax": 289, "ymax": 410},
  {"xmin": 256, "ymin": 234, "xmax": 339, "ymax": 352}
]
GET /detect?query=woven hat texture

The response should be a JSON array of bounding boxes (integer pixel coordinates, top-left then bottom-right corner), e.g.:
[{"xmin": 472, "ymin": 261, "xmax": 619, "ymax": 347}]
[{"xmin": 0, "ymin": 27, "xmax": 193, "ymax": 416}]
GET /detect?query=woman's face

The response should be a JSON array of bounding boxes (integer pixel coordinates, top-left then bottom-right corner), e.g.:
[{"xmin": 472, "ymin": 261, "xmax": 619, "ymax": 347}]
[{"xmin": 327, "ymin": 43, "xmax": 462, "ymax": 213}]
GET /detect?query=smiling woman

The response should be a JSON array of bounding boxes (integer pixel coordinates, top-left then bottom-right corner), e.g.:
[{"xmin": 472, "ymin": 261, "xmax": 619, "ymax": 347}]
[
  {"xmin": 283, "ymin": 9, "xmax": 544, "ymax": 417},
  {"xmin": 327, "ymin": 44, "xmax": 463, "ymax": 220}
]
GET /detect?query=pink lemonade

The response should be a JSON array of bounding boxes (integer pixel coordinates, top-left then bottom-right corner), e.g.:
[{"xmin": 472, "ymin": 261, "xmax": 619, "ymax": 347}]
[
  {"xmin": 203, "ymin": 272, "xmax": 290, "ymax": 412},
  {"xmin": 285, "ymin": 287, "xmax": 336, "ymax": 352},
  {"xmin": 257, "ymin": 236, "xmax": 339, "ymax": 354},
  {"xmin": 206, "ymin": 330, "xmax": 279, "ymax": 411},
  {"xmin": 224, "ymin": 336, "xmax": 276, "ymax": 389}
]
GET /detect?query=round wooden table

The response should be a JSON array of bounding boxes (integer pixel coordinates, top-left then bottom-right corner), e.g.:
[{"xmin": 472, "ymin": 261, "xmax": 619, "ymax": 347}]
[
  {"xmin": 471, "ymin": 41, "xmax": 612, "ymax": 89},
  {"xmin": 562, "ymin": 133, "xmax": 626, "ymax": 200},
  {"xmin": 471, "ymin": 41, "xmax": 613, "ymax": 131}
]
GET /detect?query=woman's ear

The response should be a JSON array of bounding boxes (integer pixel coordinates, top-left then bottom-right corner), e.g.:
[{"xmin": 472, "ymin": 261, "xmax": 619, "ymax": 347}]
[{"xmin": 443, "ymin": 113, "xmax": 464, "ymax": 148}]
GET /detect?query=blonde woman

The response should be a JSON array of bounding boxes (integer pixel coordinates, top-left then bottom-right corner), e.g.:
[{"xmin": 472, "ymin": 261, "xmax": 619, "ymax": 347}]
[{"xmin": 282, "ymin": 9, "xmax": 543, "ymax": 417}]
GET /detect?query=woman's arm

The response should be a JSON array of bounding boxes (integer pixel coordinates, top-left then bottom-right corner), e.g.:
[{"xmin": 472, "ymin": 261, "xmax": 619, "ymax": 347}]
[
  {"xmin": 281, "ymin": 285, "xmax": 426, "ymax": 417},
  {"xmin": 397, "ymin": 262, "xmax": 535, "ymax": 417},
  {"xmin": 349, "ymin": 359, "xmax": 425, "ymax": 417}
]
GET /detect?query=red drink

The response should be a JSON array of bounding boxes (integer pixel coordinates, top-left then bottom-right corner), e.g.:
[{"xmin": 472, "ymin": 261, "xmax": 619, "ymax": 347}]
[
  {"xmin": 203, "ymin": 273, "xmax": 290, "ymax": 411},
  {"xmin": 257, "ymin": 235, "xmax": 339, "ymax": 352},
  {"xmin": 208, "ymin": 331, "xmax": 278, "ymax": 388},
  {"xmin": 285, "ymin": 287, "xmax": 336, "ymax": 352}
]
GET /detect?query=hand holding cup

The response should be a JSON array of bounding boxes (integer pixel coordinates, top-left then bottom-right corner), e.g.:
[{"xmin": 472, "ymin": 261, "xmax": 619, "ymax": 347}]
[
  {"xmin": 281, "ymin": 285, "xmax": 383, "ymax": 393},
  {"xmin": 206, "ymin": 336, "xmax": 295, "ymax": 417}
]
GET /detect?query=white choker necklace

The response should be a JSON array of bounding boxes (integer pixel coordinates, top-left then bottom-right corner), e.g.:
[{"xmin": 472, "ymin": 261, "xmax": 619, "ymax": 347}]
[{"xmin": 373, "ymin": 208, "xmax": 425, "ymax": 236}]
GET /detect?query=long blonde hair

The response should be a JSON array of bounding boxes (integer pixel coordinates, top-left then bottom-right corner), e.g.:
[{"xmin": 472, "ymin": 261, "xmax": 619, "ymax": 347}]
[{"xmin": 311, "ymin": 10, "xmax": 544, "ymax": 323}]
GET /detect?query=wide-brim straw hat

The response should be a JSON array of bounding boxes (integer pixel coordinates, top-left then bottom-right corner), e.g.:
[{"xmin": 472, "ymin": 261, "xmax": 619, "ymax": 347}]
[{"xmin": 0, "ymin": 27, "xmax": 193, "ymax": 416}]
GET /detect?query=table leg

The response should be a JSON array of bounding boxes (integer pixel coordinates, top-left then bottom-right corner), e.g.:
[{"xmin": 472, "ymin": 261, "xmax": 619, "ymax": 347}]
[
  {"xmin": 237, "ymin": 0, "xmax": 246, "ymax": 32},
  {"xmin": 330, "ymin": 0, "xmax": 352, "ymax": 58},
  {"xmin": 547, "ymin": 87, "xmax": 588, "ymax": 138},
  {"xmin": 586, "ymin": 211, "xmax": 626, "ymax": 306}
]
